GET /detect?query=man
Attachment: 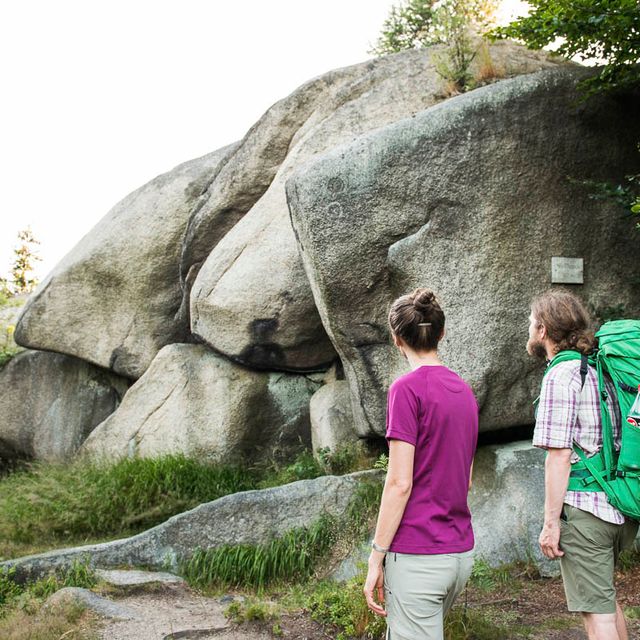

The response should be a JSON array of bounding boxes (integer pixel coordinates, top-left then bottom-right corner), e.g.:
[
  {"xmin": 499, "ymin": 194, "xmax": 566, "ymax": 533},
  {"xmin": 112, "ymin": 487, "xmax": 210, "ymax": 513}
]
[{"xmin": 527, "ymin": 289, "xmax": 638, "ymax": 640}]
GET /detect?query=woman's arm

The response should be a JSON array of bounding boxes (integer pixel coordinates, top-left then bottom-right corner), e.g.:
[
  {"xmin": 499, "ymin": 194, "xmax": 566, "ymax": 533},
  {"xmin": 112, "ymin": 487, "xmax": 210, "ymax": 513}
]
[{"xmin": 363, "ymin": 439, "xmax": 415, "ymax": 616}]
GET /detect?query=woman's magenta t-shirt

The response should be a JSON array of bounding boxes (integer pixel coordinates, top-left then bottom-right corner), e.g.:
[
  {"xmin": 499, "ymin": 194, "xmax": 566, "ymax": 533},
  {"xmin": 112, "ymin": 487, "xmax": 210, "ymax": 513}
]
[{"xmin": 386, "ymin": 365, "xmax": 478, "ymax": 554}]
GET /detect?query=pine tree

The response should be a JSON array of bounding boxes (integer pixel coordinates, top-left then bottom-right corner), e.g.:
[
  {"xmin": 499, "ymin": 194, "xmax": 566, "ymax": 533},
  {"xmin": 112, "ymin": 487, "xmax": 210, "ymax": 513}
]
[{"xmin": 10, "ymin": 227, "xmax": 42, "ymax": 294}]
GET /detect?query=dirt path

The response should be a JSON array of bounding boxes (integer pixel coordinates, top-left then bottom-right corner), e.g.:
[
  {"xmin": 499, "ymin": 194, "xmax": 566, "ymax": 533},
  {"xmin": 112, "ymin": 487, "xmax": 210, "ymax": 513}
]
[
  {"xmin": 85, "ymin": 562, "xmax": 640, "ymax": 640},
  {"xmin": 95, "ymin": 584, "xmax": 272, "ymax": 640}
]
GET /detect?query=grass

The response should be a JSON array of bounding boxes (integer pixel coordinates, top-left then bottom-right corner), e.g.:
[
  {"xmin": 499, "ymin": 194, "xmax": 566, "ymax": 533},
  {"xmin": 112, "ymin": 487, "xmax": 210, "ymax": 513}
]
[
  {"xmin": 0, "ymin": 559, "xmax": 99, "ymax": 639},
  {"xmin": 0, "ymin": 599, "xmax": 98, "ymax": 640},
  {"xmin": 181, "ymin": 480, "xmax": 383, "ymax": 591},
  {"xmin": 0, "ymin": 447, "xmax": 381, "ymax": 561},
  {"xmin": 469, "ymin": 558, "xmax": 535, "ymax": 592},
  {"xmin": 0, "ymin": 454, "xmax": 258, "ymax": 559},
  {"xmin": 182, "ymin": 515, "xmax": 338, "ymax": 590},
  {"xmin": 1, "ymin": 558, "xmax": 97, "ymax": 611}
]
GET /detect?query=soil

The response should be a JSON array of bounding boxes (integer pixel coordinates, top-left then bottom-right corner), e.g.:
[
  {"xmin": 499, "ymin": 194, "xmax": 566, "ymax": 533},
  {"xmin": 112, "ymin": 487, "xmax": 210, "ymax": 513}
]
[{"xmin": 94, "ymin": 564, "xmax": 640, "ymax": 640}]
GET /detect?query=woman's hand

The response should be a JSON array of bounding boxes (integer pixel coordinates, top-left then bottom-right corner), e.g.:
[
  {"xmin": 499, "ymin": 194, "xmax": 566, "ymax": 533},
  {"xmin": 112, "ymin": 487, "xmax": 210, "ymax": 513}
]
[{"xmin": 363, "ymin": 552, "xmax": 387, "ymax": 617}]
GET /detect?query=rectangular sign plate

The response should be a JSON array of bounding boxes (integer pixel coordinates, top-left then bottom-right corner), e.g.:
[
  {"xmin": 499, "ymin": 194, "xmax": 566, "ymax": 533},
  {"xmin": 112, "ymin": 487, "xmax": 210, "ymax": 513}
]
[{"xmin": 551, "ymin": 257, "xmax": 584, "ymax": 284}]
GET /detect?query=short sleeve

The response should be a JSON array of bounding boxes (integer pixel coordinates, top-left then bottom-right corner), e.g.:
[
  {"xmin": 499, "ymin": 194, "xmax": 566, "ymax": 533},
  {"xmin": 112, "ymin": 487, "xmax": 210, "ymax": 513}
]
[
  {"xmin": 386, "ymin": 379, "xmax": 419, "ymax": 446},
  {"xmin": 532, "ymin": 363, "xmax": 581, "ymax": 450}
]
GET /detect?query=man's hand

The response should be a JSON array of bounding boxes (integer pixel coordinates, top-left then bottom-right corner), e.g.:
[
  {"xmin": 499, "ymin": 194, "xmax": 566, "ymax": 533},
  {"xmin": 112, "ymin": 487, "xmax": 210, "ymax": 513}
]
[
  {"xmin": 539, "ymin": 520, "xmax": 564, "ymax": 559},
  {"xmin": 363, "ymin": 554, "xmax": 387, "ymax": 617}
]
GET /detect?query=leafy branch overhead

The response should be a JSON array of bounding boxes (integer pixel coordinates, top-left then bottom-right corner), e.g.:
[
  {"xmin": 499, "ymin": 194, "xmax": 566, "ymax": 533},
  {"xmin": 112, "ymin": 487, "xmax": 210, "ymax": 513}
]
[{"xmin": 491, "ymin": 0, "xmax": 640, "ymax": 94}]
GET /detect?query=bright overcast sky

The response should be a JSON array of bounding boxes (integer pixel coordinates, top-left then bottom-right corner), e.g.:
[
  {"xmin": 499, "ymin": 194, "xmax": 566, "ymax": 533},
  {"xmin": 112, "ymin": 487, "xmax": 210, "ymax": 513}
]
[{"xmin": 0, "ymin": 0, "xmax": 527, "ymax": 282}]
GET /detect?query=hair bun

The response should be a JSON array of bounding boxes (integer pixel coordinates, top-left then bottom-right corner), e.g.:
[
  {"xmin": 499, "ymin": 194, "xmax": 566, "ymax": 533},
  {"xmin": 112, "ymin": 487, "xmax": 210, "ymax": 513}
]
[{"xmin": 412, "ymin": 288, "xmax": 437, "ymax": 312}]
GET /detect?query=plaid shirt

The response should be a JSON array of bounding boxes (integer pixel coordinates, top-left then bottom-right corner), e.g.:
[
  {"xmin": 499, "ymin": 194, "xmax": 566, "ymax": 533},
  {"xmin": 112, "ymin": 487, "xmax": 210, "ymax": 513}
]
[{"xmin": 533, "ymin": 360, "xmax": 624, "ymax": 525}]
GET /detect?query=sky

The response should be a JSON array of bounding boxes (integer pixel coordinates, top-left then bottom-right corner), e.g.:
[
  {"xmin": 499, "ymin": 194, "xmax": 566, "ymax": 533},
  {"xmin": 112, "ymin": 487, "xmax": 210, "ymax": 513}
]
[{"xmin": 0, "ymin": 0, "xmax": 528, "ymax": 282}]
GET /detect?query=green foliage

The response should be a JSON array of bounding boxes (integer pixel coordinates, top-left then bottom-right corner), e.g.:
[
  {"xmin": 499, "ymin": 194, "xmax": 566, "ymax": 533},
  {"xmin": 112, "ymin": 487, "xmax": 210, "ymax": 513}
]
[
  {"xmin": 618, "ymin": 545, "xmax": 640, "ymax": 571},
  {"xmin": 0, "ymin": 568, "xmax": 21, "ymax": 610},
  {"xmin": 256, "ymin": 449, "xmax": 325, "ymax": 489},
  {"xmin": 373, "ymin": 453, "xmax": 389, "ymax": 472},
  {"xmin": 0, "ymin": 559, "xmax": 96, "ymax": 616},
  {"xmin": 431, "ymin": 1, "xmax": 480, "ymax": 90},
  {"xmin": 372, "ymin": 0, "xmax": 498, "ymax": 91},
  {"xmin": 491, "ymin": 0, "xmax": 640, "ymax": 95},
  {"xmin": 370, "ymin": 0, "xmax": 438, "ymax": 54},
  {"xmin": 371, "ymin": 0, "xmax": 496, "ymax": 55},
  {"xmin": 181, "ymin": 515, "xmax": 337, "ymax": 590},
  {"xmin": 258, "ymin": 445, "xmax": 378, "ymax": 488},
  {"xmin": 469, "ymin": 558, "xmax": 514, "ymax": 591},
  {"xmin": 316, "ymin": 443, "xmax": 377, "ymax": 476},
  {"xmin": 0, "ymin": 599, "xmax": 96, "ymax": 640},
  {"xmin": 594, "ymin": 303, "xmax": 628, "ymax": 323},
  {"xmin": 568, "ymin": 144, "xmax": 640, "ymax": 230},
  {"xmin": 225, "ymin": 599, "xmax": 277, "ymax": 624},
  {"xmin": 0, "ymin": 560, "xmax": 98, "ymax": 640},
  {"xmin": 7, "ymin": 227, "xmax": 41, "ymax": 296},
  {"xmin": 0, "ymin": 325, "xmax": 19, "ymax": 370},
  {"xmin": 0, "ymin": 455, "xmax": 257, "ymax": 555},
  {"xmin": 444, "ymin": 606, "xmax": 527, "ymax": 639},
  {"xmin": 306, "ymin": 573, "xmax": 387, "ymax": 640}
]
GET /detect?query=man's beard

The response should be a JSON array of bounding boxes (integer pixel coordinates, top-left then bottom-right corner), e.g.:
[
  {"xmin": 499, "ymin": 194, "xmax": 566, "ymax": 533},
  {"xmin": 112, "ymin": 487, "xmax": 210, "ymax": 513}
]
[{"xmin": 527, "ymin": 337, "xmax": 547, "ymax": 360}]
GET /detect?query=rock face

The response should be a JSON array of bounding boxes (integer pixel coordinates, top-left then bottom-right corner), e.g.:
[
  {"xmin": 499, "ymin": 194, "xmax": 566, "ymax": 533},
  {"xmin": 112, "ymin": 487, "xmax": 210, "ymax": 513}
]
[
  {"xmin": 14, "ymin": 145, "xmax": 237, "ymax": 380},
  {"xmin": 310, "ymin": 380, "xmax": 358, "ymax": 454},
  {"xmin": 190, "ymin": 43, "xmax": 561, "ymax": 373},
  {"xmin": 1, "ymin": 471, "xmax": 381, "ymax": 583},
  {"xmin": 80, "ymin": 343, "xmax": 321, "ymax": 463},
  {"xmin": 469, "ymin": 441, "xmax": 558, "ymax": 576},
  {"xmin": 287, "ymin": 66, "xmax": 640, "ymax": 437},
  {"xmin": 46, "ymin": 587, "xmax": 139, "ymax": 620},
  {"xmin": 0, "ymin": 350, "xmax": 128, "ymax": 461}
]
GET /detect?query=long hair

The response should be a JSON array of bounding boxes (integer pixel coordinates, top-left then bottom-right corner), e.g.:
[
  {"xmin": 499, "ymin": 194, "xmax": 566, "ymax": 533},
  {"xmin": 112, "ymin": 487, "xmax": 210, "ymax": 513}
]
[{"xmin": 530, "ymin": 289, "xmax": 594, "ymax": 355}]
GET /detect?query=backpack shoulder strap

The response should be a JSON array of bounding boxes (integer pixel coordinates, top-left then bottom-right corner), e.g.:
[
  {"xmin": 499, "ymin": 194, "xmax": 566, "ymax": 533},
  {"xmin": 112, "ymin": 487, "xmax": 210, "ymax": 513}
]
[{"xmin": 580, "ymin": 353, "xmax": 589, "ymax": 389}]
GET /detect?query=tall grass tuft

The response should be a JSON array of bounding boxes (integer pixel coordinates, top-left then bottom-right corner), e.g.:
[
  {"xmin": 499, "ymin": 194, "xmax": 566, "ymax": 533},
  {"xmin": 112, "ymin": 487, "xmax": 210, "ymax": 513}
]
[
  {"xmin": 180, "ymin": 478, "xmax": 383, "ymax": 591},
  {"xmin": 0, "ymin": 454, "xmax": 256, "ymax": 554},
  {"xmin": 181, "ymin": 515, "xmax": 337, "ymax": 589}
]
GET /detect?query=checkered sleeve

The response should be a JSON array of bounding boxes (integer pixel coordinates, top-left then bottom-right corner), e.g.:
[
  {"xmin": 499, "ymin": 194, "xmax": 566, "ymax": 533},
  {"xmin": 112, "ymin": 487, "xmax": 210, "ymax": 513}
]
[{"xmin": 532, "ymin": 362, "xmax": 582, "ymax": 450}]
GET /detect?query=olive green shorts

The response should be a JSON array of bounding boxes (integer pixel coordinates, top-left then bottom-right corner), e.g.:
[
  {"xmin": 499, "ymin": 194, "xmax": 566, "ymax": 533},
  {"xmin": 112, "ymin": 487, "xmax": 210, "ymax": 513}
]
[
  {"xmin": 383, "ymin": 549, "xmax": 474, "ymax": 640},
  {"xmin": 559, "ymin": 504, "xmax": 638, "ymax": 614}
]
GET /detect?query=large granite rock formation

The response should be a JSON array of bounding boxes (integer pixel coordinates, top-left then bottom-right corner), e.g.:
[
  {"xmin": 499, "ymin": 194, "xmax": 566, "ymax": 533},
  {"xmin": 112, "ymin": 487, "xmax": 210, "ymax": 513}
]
[
  {"xmin": 14, "ymin": 145, "xmax": 237, "ymax": 380},
  {"xmin": 286, "ymin": 66, "xmax": 640, "ymax": 437},
  {"xmin": 0, "ymin": 350, "xmax": 128, "ymax": 461},
  {"xmin": 190, "ymin": 43, "xmax": 561, "ymax": 372},
  {"xmin": 80, "ymin": 343, "xmax": 321, "ymax": 463}
]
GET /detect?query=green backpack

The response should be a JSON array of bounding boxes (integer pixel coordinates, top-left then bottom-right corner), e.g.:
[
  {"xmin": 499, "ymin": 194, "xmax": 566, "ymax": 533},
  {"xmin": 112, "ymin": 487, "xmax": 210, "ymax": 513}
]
[{"xmin": 541, "ymin": 319, "xmax": 640, "ymax": 520}]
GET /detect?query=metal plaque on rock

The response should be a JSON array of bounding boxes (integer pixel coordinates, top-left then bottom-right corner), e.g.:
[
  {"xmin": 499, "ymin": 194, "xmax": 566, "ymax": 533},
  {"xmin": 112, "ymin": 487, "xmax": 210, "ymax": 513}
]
[{"xmin": 551, "ymin": 257, "xmax": 584, "ymax": 284}]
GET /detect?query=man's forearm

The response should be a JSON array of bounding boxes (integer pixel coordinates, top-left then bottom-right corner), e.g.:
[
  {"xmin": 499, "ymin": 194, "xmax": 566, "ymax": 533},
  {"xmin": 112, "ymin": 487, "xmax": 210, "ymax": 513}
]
[{"xmin": 544, "ymin": 448, "xmax": 572, "ymax": 524}]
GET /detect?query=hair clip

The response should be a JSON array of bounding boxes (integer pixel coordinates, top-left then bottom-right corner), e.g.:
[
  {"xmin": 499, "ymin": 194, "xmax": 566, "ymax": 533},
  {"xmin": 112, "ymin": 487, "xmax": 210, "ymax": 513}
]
[{"xmin": 418, "ymin": 322, "xmax": 432, "ymax": 326}]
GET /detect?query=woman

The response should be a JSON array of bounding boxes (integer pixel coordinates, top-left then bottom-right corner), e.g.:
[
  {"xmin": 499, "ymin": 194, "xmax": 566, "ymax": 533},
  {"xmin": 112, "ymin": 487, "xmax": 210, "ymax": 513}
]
[{"xmin": 363, "ymin": 288, "xmax": 478, "ymax": 640}]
